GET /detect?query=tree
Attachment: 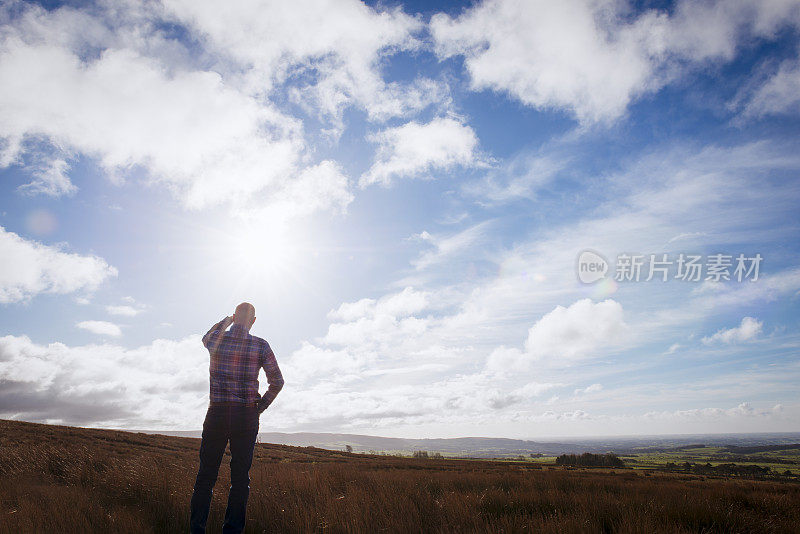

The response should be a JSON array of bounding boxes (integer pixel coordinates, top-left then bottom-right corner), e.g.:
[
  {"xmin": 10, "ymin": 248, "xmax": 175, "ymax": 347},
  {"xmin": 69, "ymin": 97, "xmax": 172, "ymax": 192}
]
[
  {"xmin": 555, "ymin": 453, "xmax": 625, "ymax": 468},
  {"xmin": 345, "ymin": 445, "xmax": 353, "ymax": 453}
]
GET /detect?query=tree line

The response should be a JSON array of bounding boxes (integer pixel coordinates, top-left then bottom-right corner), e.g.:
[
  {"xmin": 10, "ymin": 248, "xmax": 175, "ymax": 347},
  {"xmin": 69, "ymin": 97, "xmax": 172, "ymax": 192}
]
[{"xmin": 555, "ymin": 453, "xmax": 625, "ymax": 467}]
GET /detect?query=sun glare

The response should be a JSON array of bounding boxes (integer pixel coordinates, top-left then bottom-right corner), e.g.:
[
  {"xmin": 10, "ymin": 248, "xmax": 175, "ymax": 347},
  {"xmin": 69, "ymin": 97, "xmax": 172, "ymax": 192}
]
[{"xmin": 203, "ymin": 218, "xmax": 303, "ymax": 289}]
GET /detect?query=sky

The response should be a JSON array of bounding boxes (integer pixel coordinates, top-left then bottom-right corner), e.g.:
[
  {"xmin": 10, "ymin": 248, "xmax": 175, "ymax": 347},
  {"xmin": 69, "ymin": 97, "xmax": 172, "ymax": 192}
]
[{"xmin": 1, "ymin": 0, "xmax": 799, "ymax": 439}]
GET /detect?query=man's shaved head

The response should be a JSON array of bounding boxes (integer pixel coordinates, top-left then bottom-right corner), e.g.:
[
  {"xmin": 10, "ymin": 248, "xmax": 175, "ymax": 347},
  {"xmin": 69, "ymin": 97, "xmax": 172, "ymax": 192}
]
[{"xmin": 233, "ymin": 302, "xmax": 256, "ymax": 329}]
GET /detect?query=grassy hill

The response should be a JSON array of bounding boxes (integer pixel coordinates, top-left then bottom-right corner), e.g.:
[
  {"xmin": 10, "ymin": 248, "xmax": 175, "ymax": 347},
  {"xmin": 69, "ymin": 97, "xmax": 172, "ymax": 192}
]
[{"xmin": 2, "ymin": 419, "xmax": 800, "ymax": 533}]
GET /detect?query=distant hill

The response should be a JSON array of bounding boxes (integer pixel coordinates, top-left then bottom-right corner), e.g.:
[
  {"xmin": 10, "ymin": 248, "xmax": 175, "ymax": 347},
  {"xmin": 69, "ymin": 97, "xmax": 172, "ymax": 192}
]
[
  {"xmin": 128, "ymin": 430, "xmax": 594, "ymax": 456},
  {"xmin": 257, "ymin": 433, "xmax": 597, "ymax": 457},
  {"xmin": 130, "ymin": 428, "xmax": 800, "ymax": 458},
  {"xmin": 722, "ymin": 443, "xmax": 800, "ymax": 454}
]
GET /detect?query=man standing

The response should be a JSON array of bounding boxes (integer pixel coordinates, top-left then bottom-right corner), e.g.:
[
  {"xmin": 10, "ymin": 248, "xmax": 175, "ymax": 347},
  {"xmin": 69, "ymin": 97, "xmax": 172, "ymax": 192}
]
[{"xmin": 190, "ymin": 302, "xmax": 284, "ymax": 534}]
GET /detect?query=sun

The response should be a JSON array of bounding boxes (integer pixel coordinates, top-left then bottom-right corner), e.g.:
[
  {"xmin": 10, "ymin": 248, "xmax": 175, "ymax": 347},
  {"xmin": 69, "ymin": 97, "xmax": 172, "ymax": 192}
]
[
  {"xmin": 200, "ymin": 217, "xmax": 302, "ymax": 290},
  {"xmin": 231, "ymin": 224, "xmax": 296, "ymax": 275}
]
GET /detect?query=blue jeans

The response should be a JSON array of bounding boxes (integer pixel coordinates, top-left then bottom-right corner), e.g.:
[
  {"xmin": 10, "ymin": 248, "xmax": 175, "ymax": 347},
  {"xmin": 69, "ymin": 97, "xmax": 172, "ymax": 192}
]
[{"xmin": 190, "ymin": 404, "xmax": 260, "ymax": 534}]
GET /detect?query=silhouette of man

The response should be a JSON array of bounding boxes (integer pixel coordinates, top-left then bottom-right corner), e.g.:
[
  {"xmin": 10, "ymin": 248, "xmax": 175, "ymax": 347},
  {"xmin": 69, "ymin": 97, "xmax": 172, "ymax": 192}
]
[{"xmin": 190, "ymin": 302, "xmax": 284, "ymax": 534}]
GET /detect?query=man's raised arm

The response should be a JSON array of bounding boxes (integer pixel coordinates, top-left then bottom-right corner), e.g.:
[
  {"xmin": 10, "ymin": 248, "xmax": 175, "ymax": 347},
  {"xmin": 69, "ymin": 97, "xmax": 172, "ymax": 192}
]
[
  {"xmin": 202, "ymin": 316, "xmax": 233, "ymax": 348},
  {"xmin": 257, "ymin": 343, "xmax": 284, "ymax": 414}
]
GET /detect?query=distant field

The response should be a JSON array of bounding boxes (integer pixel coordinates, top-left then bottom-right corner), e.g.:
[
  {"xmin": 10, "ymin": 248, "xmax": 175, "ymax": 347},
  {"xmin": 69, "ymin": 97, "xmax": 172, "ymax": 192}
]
[
  {"xmin": 2, "ymin": 419, "xmax": 800, "ymax": 533},
  {"xmin": 620, "ymin": 445, "xmax": 800, "ymax": 475}
]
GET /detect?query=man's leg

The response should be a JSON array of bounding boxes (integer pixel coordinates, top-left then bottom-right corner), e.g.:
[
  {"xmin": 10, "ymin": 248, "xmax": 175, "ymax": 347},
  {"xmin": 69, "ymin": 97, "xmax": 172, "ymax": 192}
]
[
  {"xmin": 190, "ymin": 409, "xmax": 229, "ymax": 534},
  {"xmin": 222, "ymin": 407, "xmax": 259, "ymax": 534}
]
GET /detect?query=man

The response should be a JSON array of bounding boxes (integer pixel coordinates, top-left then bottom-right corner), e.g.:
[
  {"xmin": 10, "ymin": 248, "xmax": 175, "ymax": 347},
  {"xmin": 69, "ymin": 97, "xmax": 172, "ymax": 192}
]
[{"xmin": 190, "ymin": 302, "xmax": 284, "ymax": 534}]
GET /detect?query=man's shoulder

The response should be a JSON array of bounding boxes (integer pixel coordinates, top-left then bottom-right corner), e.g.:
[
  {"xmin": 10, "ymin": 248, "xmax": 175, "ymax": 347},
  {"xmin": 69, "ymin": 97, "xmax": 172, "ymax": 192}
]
[{"xmin": 247, "ymin": 333, "xmax": 270, "ymax": 348}]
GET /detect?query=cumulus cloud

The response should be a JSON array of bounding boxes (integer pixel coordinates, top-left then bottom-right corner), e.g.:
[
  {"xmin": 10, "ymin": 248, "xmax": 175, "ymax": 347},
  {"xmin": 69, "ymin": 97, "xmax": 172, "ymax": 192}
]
[
  {"xmin": 76, "ymin": 320, "xmax": 122, "ymax": 337},
  {"xmin": 360, "ymin": 117, "xmax": 480, "ymax": 187},
  {"xmin": 256, "ymin": 160, "xmax": 353, "ymax": 220},
  {"xmin": 702, "ymin": 316, "xmax": 763, "ymax": 345},
  {"xmin": 0, "ymin": 334, "xmax": 208, "ymax": 428},
  {"xmin": 431, "ymin": 0, "xmax": 800, "ymax": 123},
  {"xmin": 487, "ymin": 299, "xmax": 626, "ymax": 372},
  {"xmin": 282, "ymin": 342, "xmax": 367, "ymax": 384},
  {"xmin": 274, "ymin": 287, "xmax": 438, "ymax": 398},
  {"xmin": 0, "ymin": 2, "xmax": 381, "ymax": 218},
  {"xmin": 525, "ymin": 298, "xmax": 627, "ymax": 360},
  {"xmin": 0, "ymin": 37, "xmax": 302, "ymax": 209},
  {"xmin": 0, "ymin": 226, "xmax": 117, "ymax": 303},
  {"xmin": 254, "ymin": 139, "xmax": 799, "ymax": 434},
  {"xmin": 431, "ymin": 0, "xmax": 656, "ymax": 123},
  {"xmin": 328, "ymin": 286, "xmax": 429, "ymax": 322},
  {"xmin": 163, "ymin": 0, "xmax": 447, "ymax": 123},
  {"xmin": 323, "ymin": 303, "xmax": 430, "ymax": 349}
]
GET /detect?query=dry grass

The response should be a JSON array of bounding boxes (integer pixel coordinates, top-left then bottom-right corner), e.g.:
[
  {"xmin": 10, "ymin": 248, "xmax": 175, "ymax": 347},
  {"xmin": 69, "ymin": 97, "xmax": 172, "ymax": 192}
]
[{"xmin": 1, "ymin": 419, "xmax": 799, "ymax": 533}]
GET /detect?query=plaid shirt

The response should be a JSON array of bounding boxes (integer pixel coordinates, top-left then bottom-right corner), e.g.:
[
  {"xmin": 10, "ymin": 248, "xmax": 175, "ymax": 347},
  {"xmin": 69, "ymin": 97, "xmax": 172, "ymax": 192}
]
[{"xmin": 202, "ymin": 318, "xmax": 284, "ymax": 412}]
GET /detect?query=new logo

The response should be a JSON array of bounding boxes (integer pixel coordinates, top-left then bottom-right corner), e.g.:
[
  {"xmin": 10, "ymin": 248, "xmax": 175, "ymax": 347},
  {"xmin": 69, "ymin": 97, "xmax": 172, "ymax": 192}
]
[{"xmin": 577, "ymin": 250, "xmax": 609, "ymax": 283}]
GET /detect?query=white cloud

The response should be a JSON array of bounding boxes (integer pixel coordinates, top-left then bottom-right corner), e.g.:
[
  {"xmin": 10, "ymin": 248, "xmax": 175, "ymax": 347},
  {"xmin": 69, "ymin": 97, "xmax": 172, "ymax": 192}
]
[
  {"xmin": 740, "ymin": 55, "xmax": 800, "ymax": 118},
  {"xmin": 16, "ymin": 155, "xmax": 76, "ymax": 197},
  {"xmin": 360, "ymin": 117, "xmax": 480, "ymax": 187},
  {"xmin": 486, "ymin": 299, "xmax": 626, "ymax": 373},
  {"xmin": 0, "ymin": 38, "xmax": 301, "ymax": 209},
  {"xmin": 323, "ymin": 308, "xmax": 428, "ymax": 349},
  {"xmin": 76, "ymin": 320, "xmax": 122, "ymax": 337},
  {"xmin": 0, "ymin": 334, "xmax": 208, "ymax": 428},
  {"xmin": 431, "ymin": 0, "xmax": 657, "ymax": 123},
  {"xmin": 328, "ymin": 286, "xmax": 429, "ymax": 322},
  {"xmin": 698, "ymin": 269, "xmax": 800, "ymax": 310},
  {"xmin": 525, "ymin": 298, "xmax": 626, "ymax": 360},
  {"xmin": 282, "ymin": 342, "xmax": 367, "ymax": 384},
  {"xmin": 644, "ymin": 402, "xmax": 780, "ymax": 421},
  {"xmin": 0, "ymin": 0, "xmax": 440, "ymax": 217},
  {"xmin": 163, "ymin": 0, "xmax": 439, "ymax": 122},
  {"xmin": 228, "ymin": 139, "xmax": 800, "ymax": 435},
  {"xmin": 0, "ymin": 2, "xmax": 356, "ymax": 218},
  {"xmin": 105, "ymin": 305, "xmax": 142, "ymax": 317},
  {"xmin": 410, "ymin": 221, "xmax": 493, "ymax": 271},
  {"xmin": 256, "ymin": 161, "xmax": 353, "ymax": 221},
  {"xmin": 0, "ymin": 226, "xmax": 117, "ymax": 303},
  {"xmin": 702, "ymin": 317, "xmax": 763, "ymax": 345},
  {"xmin": 430, "ymin": 0, "xmax": 800, "ymax": 124},
  {"xmin": 447, "ymin": 140, "xmax": 800, "ymax": 354},
  {"xmin": 463, "ymin": 150, "xmax": 566, "ymax": 205},
  {"xmin": 327, "ymin": 297, "xmax": 378, "ymax": 323},
  {"xmin": 574, "ymin": 383, "xmax": 603, "ymax": 395}
]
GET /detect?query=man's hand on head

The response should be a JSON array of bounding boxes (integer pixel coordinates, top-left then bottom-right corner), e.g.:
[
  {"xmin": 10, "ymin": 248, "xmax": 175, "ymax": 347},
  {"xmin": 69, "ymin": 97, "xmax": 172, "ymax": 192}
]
[{"xmin": 222, "ymin": 315, "xmax": 234, "ymax": 328}]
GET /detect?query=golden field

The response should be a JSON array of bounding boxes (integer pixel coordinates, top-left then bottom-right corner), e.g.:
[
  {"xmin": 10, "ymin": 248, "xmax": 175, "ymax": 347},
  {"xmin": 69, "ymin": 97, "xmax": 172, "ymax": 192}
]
[{"xmin": 1, "ymin": 419, "xmax": 799, "ymax": 533}]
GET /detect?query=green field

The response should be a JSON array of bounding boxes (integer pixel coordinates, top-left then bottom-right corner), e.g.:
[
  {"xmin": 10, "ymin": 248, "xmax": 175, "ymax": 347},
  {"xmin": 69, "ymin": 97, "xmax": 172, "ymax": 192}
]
[
  {"xmin": 511, "ymin": 445, "xmax": 800, "ymax": 477},
  {"xmin": 621, "ymin": 445, "xmax": 800, "ymax": 475}
]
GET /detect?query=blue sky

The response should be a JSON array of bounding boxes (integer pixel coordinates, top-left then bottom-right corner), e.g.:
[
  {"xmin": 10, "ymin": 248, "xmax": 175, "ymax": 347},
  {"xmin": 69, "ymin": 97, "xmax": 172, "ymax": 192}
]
[{"xmin": 1, "ymin": 0, "xmax": 799, "ymax": 438}]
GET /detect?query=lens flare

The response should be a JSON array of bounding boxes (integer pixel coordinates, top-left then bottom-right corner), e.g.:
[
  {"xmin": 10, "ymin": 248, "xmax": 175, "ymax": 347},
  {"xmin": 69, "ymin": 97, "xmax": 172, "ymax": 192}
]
[
  {"xmin": 26, "ymin": 209, "xmax": 57, "ymax": 235},
  {"xmin": 590, "ymin": 276, "xmax": 618, "ymax": 298}
]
